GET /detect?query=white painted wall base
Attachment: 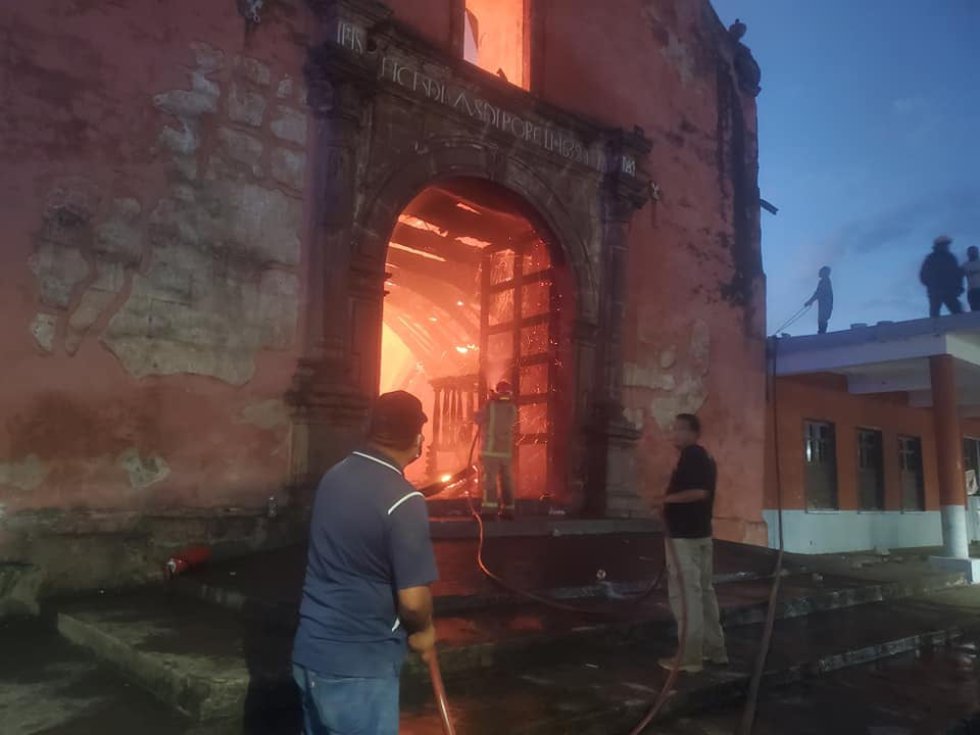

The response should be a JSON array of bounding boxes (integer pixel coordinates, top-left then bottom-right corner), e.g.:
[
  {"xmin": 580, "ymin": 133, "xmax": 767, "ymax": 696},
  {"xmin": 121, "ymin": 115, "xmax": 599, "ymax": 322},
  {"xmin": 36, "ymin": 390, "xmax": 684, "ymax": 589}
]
[
  {"xmin": 930, "ymin": 555, "xmax": 980, "ymax": 583},
  {"xmin": 941, "ymin": 504, "xmax": 970, "ymax": 558},
  {"xmin": 762, "ymin": 509, "xmax": 942, "ymax": 554}
]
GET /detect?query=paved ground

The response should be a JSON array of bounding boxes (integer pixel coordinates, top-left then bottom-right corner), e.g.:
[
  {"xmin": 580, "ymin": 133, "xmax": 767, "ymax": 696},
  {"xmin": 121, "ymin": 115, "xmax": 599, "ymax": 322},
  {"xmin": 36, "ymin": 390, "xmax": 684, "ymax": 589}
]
[
  {"xmin": 9, "ymin": 607, "xmax": 975, "ymax": 735},
  {"xmin": 0, "ymin": 617, "xmax": 195, "ymax": 735},
  {"xmin": 182, "ymin": 533, "xmax": 788, "ymax": 610},
  {"xmin": 400, "ymin": 586, "xmax": 980, "ymax": 734},
  {"xmin": 661, "ymin": 642, "xmax": 980, "ymax": 735},
  {"xmin": 5, "ymin": 536, "xmax": 980, "ymax": 734}
]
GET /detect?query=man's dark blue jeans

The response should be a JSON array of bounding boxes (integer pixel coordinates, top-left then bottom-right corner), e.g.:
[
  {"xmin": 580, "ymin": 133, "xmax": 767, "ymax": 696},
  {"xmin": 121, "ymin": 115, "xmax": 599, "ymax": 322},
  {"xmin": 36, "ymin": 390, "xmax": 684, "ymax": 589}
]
[{"xmin": 292, "ymin": 664, "xmax": 399, "ymax": 735}]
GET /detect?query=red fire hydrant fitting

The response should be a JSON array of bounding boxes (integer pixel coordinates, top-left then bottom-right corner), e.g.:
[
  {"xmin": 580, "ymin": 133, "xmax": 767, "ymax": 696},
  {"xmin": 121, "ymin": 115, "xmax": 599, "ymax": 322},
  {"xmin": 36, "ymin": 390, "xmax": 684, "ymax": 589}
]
[{"xmin": 164, "ymin": 544, "xmax": 212, "ymax": 579}]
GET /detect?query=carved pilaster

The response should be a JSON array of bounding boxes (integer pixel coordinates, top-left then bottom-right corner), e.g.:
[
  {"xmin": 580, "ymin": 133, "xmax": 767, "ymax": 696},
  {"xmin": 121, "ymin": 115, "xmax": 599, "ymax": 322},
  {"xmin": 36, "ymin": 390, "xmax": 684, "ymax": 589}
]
[
  {"xmin": 286, "ymin": 357, "xmax": 372, "ymax": 509},
  {"xmin": 584, "ymin": 129, "xmax": 653, "ymax": 517},
  {"xmin": 287, "ymin": 40, "xmax": 379, "ymax": 509}
]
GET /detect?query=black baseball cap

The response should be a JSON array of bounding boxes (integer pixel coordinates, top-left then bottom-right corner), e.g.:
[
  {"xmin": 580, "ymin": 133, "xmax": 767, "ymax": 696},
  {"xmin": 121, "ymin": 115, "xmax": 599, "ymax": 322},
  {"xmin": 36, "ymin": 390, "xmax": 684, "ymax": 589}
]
[{"xmin": 368, "ymin": 391, "xmax": 428, "ymax": 447}]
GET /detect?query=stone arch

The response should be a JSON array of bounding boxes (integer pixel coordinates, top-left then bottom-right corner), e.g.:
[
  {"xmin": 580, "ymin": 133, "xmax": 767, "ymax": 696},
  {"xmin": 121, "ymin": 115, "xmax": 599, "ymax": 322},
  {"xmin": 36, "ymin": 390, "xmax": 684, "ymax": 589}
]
[{"xmin": 354, "ymin": 138, "xmax": 600, "ymax": 325}]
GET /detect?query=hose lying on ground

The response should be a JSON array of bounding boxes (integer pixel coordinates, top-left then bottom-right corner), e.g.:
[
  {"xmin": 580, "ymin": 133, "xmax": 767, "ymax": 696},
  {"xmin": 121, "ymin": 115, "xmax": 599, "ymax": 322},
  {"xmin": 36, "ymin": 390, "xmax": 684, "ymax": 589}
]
[{"xmin": 461, "ymin": 429, "xmax": 684, "ymax": 733}]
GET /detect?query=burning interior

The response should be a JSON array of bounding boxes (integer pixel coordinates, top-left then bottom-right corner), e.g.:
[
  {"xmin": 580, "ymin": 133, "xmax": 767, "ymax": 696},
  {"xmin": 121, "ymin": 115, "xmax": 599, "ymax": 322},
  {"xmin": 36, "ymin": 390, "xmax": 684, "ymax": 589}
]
[{"xmin": 380, "ymin": 178, "xmax": 574, "ymax": 510}]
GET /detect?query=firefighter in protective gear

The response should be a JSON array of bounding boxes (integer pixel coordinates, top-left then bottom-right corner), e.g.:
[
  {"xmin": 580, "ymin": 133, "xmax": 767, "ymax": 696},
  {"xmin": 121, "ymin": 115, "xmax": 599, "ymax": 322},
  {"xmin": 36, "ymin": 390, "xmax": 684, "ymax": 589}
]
[{"xmin": 476, "ymin": 380, "xmax": 517, "ymax": 520}]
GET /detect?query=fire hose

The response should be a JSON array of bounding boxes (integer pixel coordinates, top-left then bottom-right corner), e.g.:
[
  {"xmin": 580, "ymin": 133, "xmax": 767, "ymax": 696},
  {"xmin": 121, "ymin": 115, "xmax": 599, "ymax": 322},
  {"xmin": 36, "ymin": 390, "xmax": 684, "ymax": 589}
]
[
  {"xmin": 420, "ymin": 429, "xmax": 685, "ymax": 734},
  {"xmin": 427, "ymin": 653, "xmax": 457, "ymax": 735},
  {"xmin": 737, "ymin": 336, "xmax": 786, "ymax": 734}
]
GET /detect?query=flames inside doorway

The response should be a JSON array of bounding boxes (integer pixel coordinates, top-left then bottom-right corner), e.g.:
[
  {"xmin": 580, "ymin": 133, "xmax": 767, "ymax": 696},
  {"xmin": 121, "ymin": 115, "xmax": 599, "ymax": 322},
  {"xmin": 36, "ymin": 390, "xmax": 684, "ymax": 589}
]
[{"xmin": 380, "ymin": 179, "xmax": 573, "ymax": 509}]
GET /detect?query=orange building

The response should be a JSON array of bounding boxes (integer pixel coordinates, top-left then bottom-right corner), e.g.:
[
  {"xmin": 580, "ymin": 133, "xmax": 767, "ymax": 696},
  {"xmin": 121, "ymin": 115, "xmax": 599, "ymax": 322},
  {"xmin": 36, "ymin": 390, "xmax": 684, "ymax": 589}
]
[
  {"xmin": 1, "ymin": 0, "xmax": 767, "ymax": 596},
  {"xmin": 766, "ymin": 316, "xmax": 980, "ymax": 579}
]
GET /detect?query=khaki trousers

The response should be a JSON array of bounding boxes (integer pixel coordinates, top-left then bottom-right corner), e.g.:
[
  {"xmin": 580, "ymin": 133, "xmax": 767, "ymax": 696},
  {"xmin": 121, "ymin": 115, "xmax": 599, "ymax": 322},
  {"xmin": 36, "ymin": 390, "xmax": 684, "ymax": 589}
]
[{"xmin": 665, "ymin": 536, "xmax": 727, "ymax": 666}]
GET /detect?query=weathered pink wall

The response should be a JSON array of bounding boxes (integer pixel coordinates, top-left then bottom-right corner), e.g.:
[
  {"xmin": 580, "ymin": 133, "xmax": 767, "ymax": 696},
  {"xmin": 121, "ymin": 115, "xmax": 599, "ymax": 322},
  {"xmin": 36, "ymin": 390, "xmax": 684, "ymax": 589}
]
[
  {"xmin": 529, "ymin": 0, "xmax": 767, "ymax": 542},
  {"xmin": 2, "ymin": 0, "xmax": 765, "ymax": 549},
  {"xmin": 1, "ymin": 0, "xmax": 312, "ymax": 519}
]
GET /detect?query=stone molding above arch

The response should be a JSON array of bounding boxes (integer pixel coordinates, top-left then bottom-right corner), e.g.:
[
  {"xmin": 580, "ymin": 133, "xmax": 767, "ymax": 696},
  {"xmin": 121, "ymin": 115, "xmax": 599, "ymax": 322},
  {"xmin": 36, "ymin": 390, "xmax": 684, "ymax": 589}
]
[{"xmin": 354, "ymin": 139, "xmax": 601, "ymax": 325}]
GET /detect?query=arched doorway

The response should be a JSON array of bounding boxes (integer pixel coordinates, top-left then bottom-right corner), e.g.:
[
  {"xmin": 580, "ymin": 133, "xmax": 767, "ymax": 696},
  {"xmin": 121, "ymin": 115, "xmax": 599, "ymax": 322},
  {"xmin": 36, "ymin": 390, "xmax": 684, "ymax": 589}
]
[
  {"xmin": 379, "ymin": 177, "xmax": 575, "ymax": 511},
  {"xmin": 292, "ymin": 20, "xmax": 653, "ymax": 516}
]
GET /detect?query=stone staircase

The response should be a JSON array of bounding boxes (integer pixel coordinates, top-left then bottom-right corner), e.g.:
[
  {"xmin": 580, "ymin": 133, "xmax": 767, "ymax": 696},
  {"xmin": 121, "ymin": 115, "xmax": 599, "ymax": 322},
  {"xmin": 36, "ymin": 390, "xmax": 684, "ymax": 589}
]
[{"xmin": 46, "ymin": 532, "xmax": 978, "ymax": 733}]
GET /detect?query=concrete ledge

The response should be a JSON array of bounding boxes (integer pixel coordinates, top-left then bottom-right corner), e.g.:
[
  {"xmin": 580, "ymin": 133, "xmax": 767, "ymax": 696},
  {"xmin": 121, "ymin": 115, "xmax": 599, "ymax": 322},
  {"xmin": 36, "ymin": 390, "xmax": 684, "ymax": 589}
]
[
  {"xmin": 0, "ymin": 508, "xmax": 303, "ymax": 598},
  {"xmin": 0, "ymin": 562, "xmax": 42, "ymax": 618},
  {"xmin": 930, "ymin": 556, "xmax": 980, "ymax": 583},
  {"xmin": 430, "ymin": 517, "xmax": 660, "ymax": 539}
]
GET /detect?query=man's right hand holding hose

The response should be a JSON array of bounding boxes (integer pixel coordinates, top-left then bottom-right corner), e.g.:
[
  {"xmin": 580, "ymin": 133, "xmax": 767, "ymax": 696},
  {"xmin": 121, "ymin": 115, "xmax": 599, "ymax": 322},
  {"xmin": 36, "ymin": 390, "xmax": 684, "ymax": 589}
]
[
  {"xmin": 399, "ymin": 584, "xmax": 437, "ymax": 663},
  {"xmin": 408, "ymin": 622, "xmax": 437, "ymax": 664}
]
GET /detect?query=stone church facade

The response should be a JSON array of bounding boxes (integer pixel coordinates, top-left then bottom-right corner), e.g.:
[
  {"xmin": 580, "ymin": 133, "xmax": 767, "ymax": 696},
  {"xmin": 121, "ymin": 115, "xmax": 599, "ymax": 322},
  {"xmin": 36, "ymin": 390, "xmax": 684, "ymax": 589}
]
[{"xmin": 0, "ymin": 0, "xmax": 765, "ymax": 603}]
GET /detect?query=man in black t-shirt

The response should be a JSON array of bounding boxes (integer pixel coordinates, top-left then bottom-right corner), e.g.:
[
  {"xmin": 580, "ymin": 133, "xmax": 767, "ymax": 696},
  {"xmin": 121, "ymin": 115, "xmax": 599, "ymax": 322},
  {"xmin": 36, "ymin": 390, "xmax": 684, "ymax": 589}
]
[{"xmin": 657, "ymin": 413, "xmax": 727, "ymax": 674}]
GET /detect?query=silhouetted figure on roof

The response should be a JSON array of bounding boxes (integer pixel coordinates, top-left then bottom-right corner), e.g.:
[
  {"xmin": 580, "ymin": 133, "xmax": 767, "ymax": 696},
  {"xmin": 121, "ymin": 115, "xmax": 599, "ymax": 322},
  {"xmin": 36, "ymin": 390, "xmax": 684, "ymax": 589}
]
[
  {"xmin": 728, "ymin": 18, "xmax": 761, "ymax": 96},
  {"xmin": 920, "ymin": 235, "xmax": 964, "ymax": 317},
  {"xmin": 805, "ymin": 266, "xmax": 834, "ymax": 334},
  {"xmin": 963, "ymin": 246, "xmax": 980, "ymax": 312}
]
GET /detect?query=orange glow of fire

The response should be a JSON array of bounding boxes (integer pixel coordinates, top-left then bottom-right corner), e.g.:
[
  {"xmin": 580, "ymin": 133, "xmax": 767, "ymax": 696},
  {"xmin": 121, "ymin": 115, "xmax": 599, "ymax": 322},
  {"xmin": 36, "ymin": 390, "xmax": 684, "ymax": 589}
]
[
  {"xmin": 398, "ymin": 214, "xmax": 446, "ymax": 236},
  {"xmin": 381, "ymin": 183, "xmax": 568, "ymax": 497},
  {"xmin": 389, "ymin": 241, "xmax": 446, "ymax": 262},
  {"xmin": 379, "ymin": 323, "xmax": 416, "ymax": 394},
  {"xmin": 457, "ymin": 235, "xmax": 492, "ymax": 249},
  {"xmin": 464, "ymin": 0, "xmax": 527, "ymax": 89}
]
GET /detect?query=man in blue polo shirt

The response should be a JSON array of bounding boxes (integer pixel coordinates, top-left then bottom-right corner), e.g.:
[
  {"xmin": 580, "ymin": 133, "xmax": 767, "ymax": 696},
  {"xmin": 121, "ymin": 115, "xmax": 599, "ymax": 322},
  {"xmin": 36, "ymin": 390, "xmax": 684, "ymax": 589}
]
[{"xmin": 292, "ymin": 391, "xmax": 439, "ymax": 734}]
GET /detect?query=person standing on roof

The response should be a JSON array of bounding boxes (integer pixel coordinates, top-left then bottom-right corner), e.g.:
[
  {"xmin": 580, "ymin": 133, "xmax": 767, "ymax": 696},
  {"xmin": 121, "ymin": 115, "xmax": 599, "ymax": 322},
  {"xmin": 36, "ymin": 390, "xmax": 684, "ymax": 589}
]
[
  {"xmin": 920, "ymin": 235, "xmax": 964, "ymax": 317},
  {"xmin": 292, "ymin": 391, "xmax": 439, "ymax": 735},
  {"xmin": 805, "ymin": 266, "xmax": 834, "ymax": 334},
  {"xmin": 475, "ymin": 380, "xmax": 517, "ymax": 520},
  {"xmin": 963, "ymin": 246, "xmax": 980, "ymax": 312}
]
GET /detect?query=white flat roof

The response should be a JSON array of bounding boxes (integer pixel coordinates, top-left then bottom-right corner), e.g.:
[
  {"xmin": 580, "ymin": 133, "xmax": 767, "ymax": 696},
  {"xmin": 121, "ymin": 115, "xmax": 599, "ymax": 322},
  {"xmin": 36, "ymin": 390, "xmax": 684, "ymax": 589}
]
[{"xmin": 773, "ymin": 313, "xmax": 980, "ymax": 412}]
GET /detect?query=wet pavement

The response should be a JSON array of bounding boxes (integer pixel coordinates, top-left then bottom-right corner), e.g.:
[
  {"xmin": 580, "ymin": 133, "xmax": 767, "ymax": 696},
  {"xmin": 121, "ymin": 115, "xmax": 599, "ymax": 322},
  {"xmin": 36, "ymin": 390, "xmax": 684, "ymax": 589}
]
[
  {"xmin": 7, "ymin": 536, "xmax": 980, "ymax": 734},
  {"xmin": 400, "ymin": 587, "xmax": 979, "ymax": 734},
  {"xmin": 661, "ymin": 642, "xmax": 980, "ymax": 735},
  {"xmin": 0, "ymin": 617, "xmax": 194, "ymax": 735},
  {"xmin": 179, "ymin": 533, "xmax": 787, "ymax": 612}
]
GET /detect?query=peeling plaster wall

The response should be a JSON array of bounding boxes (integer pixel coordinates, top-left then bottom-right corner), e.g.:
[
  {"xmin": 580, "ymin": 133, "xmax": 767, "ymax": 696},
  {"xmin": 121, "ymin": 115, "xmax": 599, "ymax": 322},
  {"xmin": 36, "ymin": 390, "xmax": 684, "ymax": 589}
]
[
  {"xmin": 2, "ymin": 0, "xmax": 768, "ymax": 580},
  {"xmin": 0, "ymin": 0, "xmax": 310, "ymax": 542},
  {"xmin": 533, "ymin": 0, "xmax": 768, "ymax": 543}
]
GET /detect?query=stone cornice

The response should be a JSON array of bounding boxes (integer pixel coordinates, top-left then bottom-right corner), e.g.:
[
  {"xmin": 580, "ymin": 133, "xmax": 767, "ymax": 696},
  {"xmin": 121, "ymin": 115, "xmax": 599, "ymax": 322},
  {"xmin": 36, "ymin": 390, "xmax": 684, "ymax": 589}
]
[{"xmin": 305, "ymin": 0, "xmax": 654, "ymax": 183}]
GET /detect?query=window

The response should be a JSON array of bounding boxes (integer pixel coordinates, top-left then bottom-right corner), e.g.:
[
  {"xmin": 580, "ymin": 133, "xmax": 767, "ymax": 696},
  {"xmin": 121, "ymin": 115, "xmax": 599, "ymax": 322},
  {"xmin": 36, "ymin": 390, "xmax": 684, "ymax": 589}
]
[
  {"xmin": 899, "ymin": 436, "xmax": 925, "ymax": 511},
  {"xmin": 856, "ymin": 428, "xmax": 885, "ymax": 510},
  {"xmin": 965, "ymin": 437, "xmax": 980, "ymax": 495},
  {"xmin": 804, "ymin": 420, "xmax": 838, "ymax": 510},
  {"xmin": 463, "ymin": 0, "xmax": 528, "ymax": 89}
]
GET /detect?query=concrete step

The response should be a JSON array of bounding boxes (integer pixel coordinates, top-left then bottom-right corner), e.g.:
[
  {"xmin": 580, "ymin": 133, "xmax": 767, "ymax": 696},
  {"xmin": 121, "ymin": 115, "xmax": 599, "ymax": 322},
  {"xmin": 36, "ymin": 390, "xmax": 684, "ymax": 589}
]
[
  {"xmin": 173, "ymin": 561, "xmax": 965, "ymax": 649},
  {"xmin": 0, "ymin": 616, "xmax": 199, "ymax": 735},
  {"xmin": 56, "ymin": 591, "xmax": 292, "ymax": 723},
  {"xmin": 54, "ymin": 572, "xmax": 969, "ymax": 726},
  {"xmin": 166, "ymin": 537, "xmax": 790, "ymax": 621},
  {"xmin": 402, "ymin": 593, "xmax": 972, "ymax": 735}
]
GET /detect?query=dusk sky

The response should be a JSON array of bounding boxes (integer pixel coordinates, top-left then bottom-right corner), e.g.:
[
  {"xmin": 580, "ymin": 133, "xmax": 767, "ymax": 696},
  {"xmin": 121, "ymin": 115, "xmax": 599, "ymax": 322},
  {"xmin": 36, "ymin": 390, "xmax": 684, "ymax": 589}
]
[{"xmin": 711, "ymin": 0, "xmax": 980, "ymax": 335}]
